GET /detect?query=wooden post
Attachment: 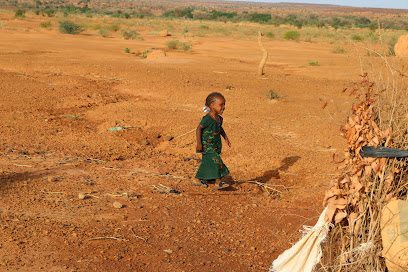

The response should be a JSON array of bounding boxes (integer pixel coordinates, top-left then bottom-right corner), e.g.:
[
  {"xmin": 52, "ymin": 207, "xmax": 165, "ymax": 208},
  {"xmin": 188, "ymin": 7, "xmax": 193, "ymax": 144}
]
[{"xmin": 258, "ymin": 31, "xmax": 268, "ymax": 76}]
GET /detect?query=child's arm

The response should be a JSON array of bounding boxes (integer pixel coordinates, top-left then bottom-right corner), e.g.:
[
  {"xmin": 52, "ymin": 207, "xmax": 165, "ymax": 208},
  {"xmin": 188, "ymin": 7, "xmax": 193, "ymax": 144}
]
[
  {"xmin": 196, "ymin": 125, "xmax": 203, "ymax": 151},
  {"xmin": 220, "ymin": 127, "xmax": 231, "ymax": 147}
]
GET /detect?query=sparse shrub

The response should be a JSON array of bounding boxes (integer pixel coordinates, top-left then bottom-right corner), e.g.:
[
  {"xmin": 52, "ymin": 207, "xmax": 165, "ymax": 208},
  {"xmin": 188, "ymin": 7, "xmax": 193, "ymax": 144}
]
[
  {"xmin": 141, "ymin": 49, "xmax": 149, "ymax": 58},
  {"xmin": 58, "ymin": 21, "xmax": 84, "ymax": 35},
  {"xmin": 226, "ymin": 85, "xmax": 232, "ymax": 90},
  {"xmin": 266, "ymin": 32, "xmax": 275, "ymax": 38},
  {"xmin": 267, "ymin": 90, "xmax": 281, "ymax": 100},
  {"xmin": 91, "ymin": 24, "xmax": 102, "ymax": 31},
  {"xmin": 305, "ymin": 36, "xmax": 312, "ymax": 42},
  {"xmin": 351, "ymin": 34, "xmax": 363, "ymax": 41},
  {"xmin": 14, "ymin": 8, "xmax": 25, "ymax": 19},
  {"xmin": 183, "ymin": 26, "xmax": 189, "ymax": 34},
  {"xmin": 44, "ymin": 9, "xmax": 55, "ymax": 17},
  {"xmin": 124, "ymin": 47, "xmax": 130, "ymax": 53},
  {"xmin": 166, "ymin": 39, "xmax": 179, "ymax": 50},
  {"xmin": 309, "ymin": 61, "xmax": 320, "ymax": 66},
  {"xmin": 98, "ymin": 28, "xmax": 110, "ymax": 37},
  {"xmin": 199, "ymin": 25, "xmax": 209, "ymax": 30},
  {"xmin": 283, "ymin": 30, "xmax": 300, "ymax": 41},
  {"xmin": 331, "ymin": 46, "xmax": 347, "ymax": 54},
  {"xmin": 388, "ymin": 36, "xmax": 398, "ymax": 56},
  {"xmin": 179, "ymin": 42, "xmax": 191, "ymax": 51},
  {"xmin": 108, "ymin": 24, "xmax": 120, "ymax": 32},
  {"xmin": 121, "ymin": 29, "xmax": 139, "ymax": 40},
  {"xmin": 40, "ymin": 21, "xmax": 52, "ymax": 28}
]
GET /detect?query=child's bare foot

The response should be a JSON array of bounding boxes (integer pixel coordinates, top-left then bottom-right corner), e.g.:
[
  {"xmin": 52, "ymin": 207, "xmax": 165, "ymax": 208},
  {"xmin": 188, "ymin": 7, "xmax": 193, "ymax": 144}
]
[
  {"xmin": 191, "ymin": 178, "xmax": 208, "ymax": 187},
  {"xmin": 214, "ymin": 179, "xmax": 229, "ymax": 190}
]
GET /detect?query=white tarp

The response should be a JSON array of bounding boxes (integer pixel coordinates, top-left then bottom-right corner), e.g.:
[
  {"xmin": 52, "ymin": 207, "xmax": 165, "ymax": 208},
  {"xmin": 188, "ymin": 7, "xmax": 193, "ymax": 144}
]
[{"xmin": 270, "ymin": 207, "xmax": 329, "ymax": 272}]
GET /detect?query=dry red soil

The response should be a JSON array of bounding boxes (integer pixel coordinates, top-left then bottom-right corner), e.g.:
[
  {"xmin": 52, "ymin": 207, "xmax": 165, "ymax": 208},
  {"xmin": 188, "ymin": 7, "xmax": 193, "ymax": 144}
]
[{"xmin": 0, "ymin": 16, "xmax": 362, "ymax": 271}]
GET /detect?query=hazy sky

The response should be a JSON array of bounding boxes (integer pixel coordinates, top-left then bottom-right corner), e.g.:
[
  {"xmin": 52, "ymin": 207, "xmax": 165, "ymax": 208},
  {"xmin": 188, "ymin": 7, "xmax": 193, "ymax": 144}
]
[{"xmin": 230, "ymin": 0, "xmax": 408, "ymax": 10}]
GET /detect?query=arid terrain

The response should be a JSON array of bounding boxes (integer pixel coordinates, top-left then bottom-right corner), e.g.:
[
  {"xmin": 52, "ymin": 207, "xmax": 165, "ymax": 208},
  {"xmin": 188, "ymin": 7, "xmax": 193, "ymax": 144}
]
[{"xmin": 0, "ymin": 5, "xmax": 385, "ymax": 271}]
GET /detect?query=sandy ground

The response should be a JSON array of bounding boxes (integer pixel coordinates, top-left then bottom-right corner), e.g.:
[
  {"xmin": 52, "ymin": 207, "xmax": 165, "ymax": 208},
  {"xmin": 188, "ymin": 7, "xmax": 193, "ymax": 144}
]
[{"xmin": 0, "ymin": 16, "xmax": 362, "ymax": 271}]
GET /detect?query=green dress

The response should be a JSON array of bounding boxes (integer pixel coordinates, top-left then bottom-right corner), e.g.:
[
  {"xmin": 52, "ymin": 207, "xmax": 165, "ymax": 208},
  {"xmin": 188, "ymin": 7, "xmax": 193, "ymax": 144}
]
[{"xmin": 195, "ymin": 114, "xmax": 230, "ymax": 181}]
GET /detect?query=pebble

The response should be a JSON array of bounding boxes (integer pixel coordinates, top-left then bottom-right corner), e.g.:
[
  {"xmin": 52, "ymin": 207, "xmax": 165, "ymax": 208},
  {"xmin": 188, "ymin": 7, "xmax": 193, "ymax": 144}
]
[
  {"xmin": 113, "ymin": 202, "xmax": 123, "ymax": 209},
  {"xmin": 164, "ymin": 134, "xmax": 173, "ymax": 141},
  {"xmin": 163, "ymin": 249, "xmax": 173, "ymax": 254},
  {"xmin": 140, "ymin": 139, "xmax": 149, "ymax": 146},
  {"xmin": 47, "ymin": 176, "xmax": 56, "ymax": 182},
  {"xmin": 127, "ymin": 191, "xmax": 137, "ymax": 198},
  {"xmin": 78, "ymin": 192, "xmax": 87, "ymax": 200}
]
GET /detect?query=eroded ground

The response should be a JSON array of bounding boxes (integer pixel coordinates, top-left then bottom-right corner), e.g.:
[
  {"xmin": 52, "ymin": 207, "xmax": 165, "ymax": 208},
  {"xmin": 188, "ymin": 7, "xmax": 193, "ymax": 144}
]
[{"xmin": 0, "ymin": 16, "xmax": 362, "ymax": 271}]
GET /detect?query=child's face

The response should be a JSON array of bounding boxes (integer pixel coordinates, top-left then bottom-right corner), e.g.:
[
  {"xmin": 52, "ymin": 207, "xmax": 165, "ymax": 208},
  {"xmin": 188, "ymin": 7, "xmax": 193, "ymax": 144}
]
[{"xmin": 210, "ymin": 96, "xmax": 226, "ymax": 115}]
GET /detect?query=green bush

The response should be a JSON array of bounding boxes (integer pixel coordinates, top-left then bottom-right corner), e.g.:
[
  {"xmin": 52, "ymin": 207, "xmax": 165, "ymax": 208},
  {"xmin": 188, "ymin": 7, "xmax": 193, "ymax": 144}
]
[
  {"xmin": 166, "ymin": 39, "xmax": 179, "ymax": 50},
  {"xmin": 179, "ymin": 42, "xmax": 191, "ymax": 51},
  {"xmin": 308, "ymin": 61, "xmax": 320, "ymax": 66},
  {"xmin": 108, "ymin": 24, "xmax": 120, "ymax": 32},
  {"xmin": 58, "ymin": 21, "xmax": 84, "ymax": 35},
  {"xmin": 40, "ymin": 21, "xmax": 52, "ymax": 28},
  {"xmin": 98, "ymin": 28, "xmax": 110, "ymax": 37},
  {"xmin": 351, "ymin": 34, "xmax": 363, "ymax": 41},
  {"xmin": 267, "ymin": 90, "xmax": 281, "ymax": 100},
  {"xmin": 388, "ymin": 37, "xmax": 398, "ymax": 55},
  {"xmin": 265, "ymin": 32, "xmax": 275, "ymax": 38},
  {"xmin": 124, "ymin": 47, "xmax": 130, "ymax": 53},
  {"xmin": 91, "ymin": 24, "xmax": 102, "ymax": 31},
  {"xmin": 121, "ymin": 29, "xmax": 139, "ymax": 40},
  {"xmin": 14, "ymin": 8, "xmax": 25, "ymax": 19},
  {"xmin": 44, "ymin": 9, "xmax": 55, "ymax": 17},
  {"xmin": 283, "ymin": 30, "xmax": 300, "ymax": 41}
]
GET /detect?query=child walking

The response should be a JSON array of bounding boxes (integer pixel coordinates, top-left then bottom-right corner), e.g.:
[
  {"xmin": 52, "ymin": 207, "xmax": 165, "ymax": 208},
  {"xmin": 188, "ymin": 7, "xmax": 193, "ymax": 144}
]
[{"xmin": 192, "ymin": 92, "xmax": 231, "ymax": 190}]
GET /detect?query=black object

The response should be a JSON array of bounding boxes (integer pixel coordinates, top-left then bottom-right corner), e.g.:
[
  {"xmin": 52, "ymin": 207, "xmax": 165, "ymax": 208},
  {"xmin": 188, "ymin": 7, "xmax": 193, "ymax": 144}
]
[{"xmin": 360, "ymin": 146, "xmax": 408, "ymax": 158}]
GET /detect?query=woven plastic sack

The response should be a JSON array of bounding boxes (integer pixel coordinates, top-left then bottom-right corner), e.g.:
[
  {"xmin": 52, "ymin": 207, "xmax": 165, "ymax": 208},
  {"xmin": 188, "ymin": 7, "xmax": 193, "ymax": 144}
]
[
  {"xmin": 270, "ymin": 207, "xmax": 329, "ymax": 272},
  {"xmin": 381, "ymin": 200, "xmax": 408, "ymax": 272}
]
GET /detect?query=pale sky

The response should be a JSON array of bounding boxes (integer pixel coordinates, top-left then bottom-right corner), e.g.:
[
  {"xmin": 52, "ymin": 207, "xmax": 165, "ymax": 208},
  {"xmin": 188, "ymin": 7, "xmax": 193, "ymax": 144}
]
[{"xmin": 230, "ymin": 0, "xmax": 408, "ymax": 10}]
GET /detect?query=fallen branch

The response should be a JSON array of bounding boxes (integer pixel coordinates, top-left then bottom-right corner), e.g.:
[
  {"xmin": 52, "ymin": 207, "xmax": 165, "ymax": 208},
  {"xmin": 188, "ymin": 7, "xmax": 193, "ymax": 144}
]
[
  {"xmin": 89, "ymin": 236, "xmax": 124, "ymax": 241},
  {"xmin": 131, "ymin": 228, "xmax": 148, "ymax": 242},
  {"xmin": 246, "ymin": 180, "xmax": 283, "ymax": 194}
]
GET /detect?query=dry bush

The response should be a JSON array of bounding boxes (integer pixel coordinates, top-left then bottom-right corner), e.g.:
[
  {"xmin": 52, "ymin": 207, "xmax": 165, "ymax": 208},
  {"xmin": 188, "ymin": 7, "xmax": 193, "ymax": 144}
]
[{"xmin": 319, "ymin": 29, "xmax": 408, "ymax": 272}]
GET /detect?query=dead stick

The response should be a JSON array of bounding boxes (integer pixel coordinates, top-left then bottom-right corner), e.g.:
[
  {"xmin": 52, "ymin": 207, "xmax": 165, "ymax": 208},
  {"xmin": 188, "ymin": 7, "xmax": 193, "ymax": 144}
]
[
  {"xmin": 89, "ymin": 236, "xmax": 122, "ymax": 241},
  {"xmin": 131, "ymin": 228, "xmax": 147, "ymax": 242},
  {"xmin": 172, "ymin": 129, "xmax": 196, "ymax": 140},
  {"xmin": 41, "ymin": 190, "xmax": 64, "ymax": 194},
  {"xmin": 246, "ymin": 180, "xmax": 282, "ymax": 193},
  {"xmin": 258, "ymin": 31, "xmax": 268, "ymax": 76},
  {"xmin": 14, "ymin": 164, "xmax": 32, "ymax": 167}
]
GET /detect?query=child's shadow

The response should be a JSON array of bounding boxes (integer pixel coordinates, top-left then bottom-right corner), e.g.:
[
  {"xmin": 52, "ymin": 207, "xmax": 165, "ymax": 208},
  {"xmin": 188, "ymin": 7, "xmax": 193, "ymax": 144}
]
[{"xmin": 254, "ymin": 156, "xmax": 301, "ymax": 183}]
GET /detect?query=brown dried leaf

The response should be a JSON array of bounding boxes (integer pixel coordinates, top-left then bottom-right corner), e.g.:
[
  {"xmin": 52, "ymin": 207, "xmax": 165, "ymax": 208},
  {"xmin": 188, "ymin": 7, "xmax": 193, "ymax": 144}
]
[
  {"xmin": 335, "ymin": 212, "xmax": 348, "ymax": 224},
  {"xmin": 325, "ymin": 204, "xmax": 336, "ymax": 222},
  {"xmin": 328, "ymin": 197, "xmax": 348, "ymax": 209},
  {"xmin": 371, "ymin": 121, "xmax": 380, "ymax": 135}
]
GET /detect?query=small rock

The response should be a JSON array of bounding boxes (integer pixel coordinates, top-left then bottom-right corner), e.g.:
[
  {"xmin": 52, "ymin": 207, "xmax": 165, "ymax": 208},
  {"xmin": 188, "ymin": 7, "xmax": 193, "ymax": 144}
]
[
  {"xmin": 113, "ymin": 202, "xmax": 123, "ymax": 209},
  {"xmin": 154, "ymin": 132, "xmax": 161, "ymax": 138},
  {"xmin": 163, "ymin": 249, "xmax": 173, "ymax": 254},
  {"xmin": 250, "ymin": 246, "xmax": 256, "ymax": 251},
  {"xmin": 78, "ymin": 192, "xmax": 87, "ymax": 200},
  {"xmin": 140, "ymin": 139, "xmax": 149, "ymax": 146},
  {"xmin": 159, "ymin": 30, "xmax": 169, "ymax": 37},
  {"xmin": 164, "ymin": 134, "xmax": 173, "ymax": 141},
  {"xmin": 127, "ymin": 190, "xmax": 137, "ymax": 198},
  {"xmin": 47, "ymin": 176, "xmax": 56, "ymax": 182}
]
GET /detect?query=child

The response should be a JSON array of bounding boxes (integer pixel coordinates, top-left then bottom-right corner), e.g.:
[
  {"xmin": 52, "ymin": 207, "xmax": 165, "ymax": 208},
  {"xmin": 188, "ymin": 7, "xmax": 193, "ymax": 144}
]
[{"xmin": 192, "ymin": 92, "xmax": 231, "ymax": 190}]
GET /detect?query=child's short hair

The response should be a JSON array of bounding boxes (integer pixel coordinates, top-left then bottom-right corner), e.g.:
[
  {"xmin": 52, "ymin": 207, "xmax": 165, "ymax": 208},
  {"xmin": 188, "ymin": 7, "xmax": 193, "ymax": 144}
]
[{"xmin": 205, "ymin": 92, "xmax": 225, "ymax": 107}]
